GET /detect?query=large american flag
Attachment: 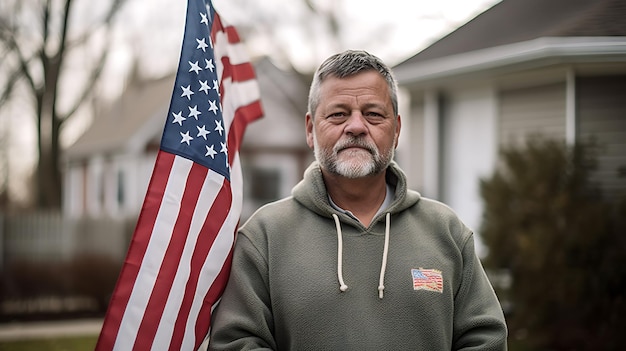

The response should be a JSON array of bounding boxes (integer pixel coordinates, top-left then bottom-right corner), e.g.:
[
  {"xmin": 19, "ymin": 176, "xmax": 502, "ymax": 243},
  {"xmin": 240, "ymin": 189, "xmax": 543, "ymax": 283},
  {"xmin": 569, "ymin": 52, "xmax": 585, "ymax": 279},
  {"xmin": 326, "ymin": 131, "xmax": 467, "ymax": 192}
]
[{"xmin": 96, "ymin": 0, "xmax": 262, "ymax": 349}]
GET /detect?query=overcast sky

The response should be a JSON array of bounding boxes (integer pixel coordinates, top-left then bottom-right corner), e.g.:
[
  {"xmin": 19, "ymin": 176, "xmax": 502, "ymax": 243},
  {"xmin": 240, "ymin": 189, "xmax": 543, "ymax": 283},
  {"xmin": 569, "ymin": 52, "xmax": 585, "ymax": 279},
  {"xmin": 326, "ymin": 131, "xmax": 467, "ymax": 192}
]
[{"xmin": 110, "ymin": 0, "xmax": 501, "ymax": 78}]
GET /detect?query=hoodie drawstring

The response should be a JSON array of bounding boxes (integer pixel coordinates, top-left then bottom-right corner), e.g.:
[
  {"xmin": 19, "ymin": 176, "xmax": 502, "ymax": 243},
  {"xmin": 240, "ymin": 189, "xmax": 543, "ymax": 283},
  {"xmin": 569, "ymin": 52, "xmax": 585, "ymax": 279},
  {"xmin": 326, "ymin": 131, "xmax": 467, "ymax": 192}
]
[
  {"xmin": 378, "ymin": 213, "xmax": 390, "ymax": 299},
  {"xmin": 332, "ymin": 214, "xmax": 349, "ymax": 292},
  {"xmin": 332, "ymin": 213, "xmax": 391, "ymax": 299}
]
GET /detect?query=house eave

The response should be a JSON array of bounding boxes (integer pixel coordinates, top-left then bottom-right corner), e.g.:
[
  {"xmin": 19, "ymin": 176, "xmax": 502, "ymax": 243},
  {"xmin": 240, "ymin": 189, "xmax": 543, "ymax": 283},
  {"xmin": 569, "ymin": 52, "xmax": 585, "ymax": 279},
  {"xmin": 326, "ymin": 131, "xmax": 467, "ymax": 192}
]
[{"xmin": 394, "ymin": 37, "xmax": 626, "ymax": 86}]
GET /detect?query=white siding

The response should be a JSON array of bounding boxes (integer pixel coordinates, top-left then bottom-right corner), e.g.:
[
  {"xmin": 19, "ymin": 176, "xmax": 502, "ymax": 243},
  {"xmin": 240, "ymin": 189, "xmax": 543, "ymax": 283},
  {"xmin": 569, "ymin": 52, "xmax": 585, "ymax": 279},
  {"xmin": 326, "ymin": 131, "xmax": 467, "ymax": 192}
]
[
  {"xmin": 422, "ymin": 91, "xmax": 441, "ymax": 199},
  {"xmin": 499, "ymin": 83, "xmax": 566, "ymax": 146},
  {"xmin": 577, "ymin": 75, "xmax": 626, "ymax": 198},
  {"xmin": 440, "ymin": 87, "xmax": 497, "ymax": 256}
]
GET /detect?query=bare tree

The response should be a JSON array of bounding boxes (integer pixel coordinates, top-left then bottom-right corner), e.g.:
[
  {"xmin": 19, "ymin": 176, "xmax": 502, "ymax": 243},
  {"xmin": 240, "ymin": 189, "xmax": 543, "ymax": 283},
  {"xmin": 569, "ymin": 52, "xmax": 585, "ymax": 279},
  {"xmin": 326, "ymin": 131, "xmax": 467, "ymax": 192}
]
[{"xmin": 0, "ymin": 0, "xmax": 126, "ymax": 209}]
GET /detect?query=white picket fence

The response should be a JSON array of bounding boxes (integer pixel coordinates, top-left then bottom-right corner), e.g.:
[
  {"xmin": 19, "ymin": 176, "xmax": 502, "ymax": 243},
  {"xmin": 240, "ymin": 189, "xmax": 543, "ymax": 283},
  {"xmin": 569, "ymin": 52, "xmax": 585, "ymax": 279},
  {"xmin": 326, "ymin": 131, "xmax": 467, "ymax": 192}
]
[{"xmin": 0, "ymin": 211, "xmax": 135, "ymax": 267}]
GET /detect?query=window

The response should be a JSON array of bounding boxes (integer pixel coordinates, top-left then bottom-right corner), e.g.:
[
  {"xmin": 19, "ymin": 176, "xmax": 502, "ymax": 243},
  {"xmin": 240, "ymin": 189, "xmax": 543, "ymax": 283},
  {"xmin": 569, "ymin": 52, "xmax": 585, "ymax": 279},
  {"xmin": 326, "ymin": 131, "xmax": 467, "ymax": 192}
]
[
  {"xmin": 249, "ymin": 167, "xmax": 280, "ymax": 203},
  {"xmin": 117, "ymin": 169, "xmax": 125, "ymax": 208}
]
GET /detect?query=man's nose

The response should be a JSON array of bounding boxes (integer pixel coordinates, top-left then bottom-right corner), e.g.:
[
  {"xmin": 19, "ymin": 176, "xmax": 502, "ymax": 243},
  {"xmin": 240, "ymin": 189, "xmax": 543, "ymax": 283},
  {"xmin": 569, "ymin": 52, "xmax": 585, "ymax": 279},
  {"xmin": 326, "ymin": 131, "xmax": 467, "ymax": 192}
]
[{"xmin": 344, "ymin": 112, "xmax": 368, "ymax": 136}]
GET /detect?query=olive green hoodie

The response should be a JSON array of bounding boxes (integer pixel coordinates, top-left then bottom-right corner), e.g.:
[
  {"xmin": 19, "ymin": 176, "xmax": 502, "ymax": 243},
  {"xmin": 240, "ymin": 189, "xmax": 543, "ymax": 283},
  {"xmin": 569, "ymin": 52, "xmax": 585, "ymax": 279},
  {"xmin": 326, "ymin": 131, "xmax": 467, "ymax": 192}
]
[{"xmin": 209, "ymin": 161, "xmax": 507, "ymax": 350}]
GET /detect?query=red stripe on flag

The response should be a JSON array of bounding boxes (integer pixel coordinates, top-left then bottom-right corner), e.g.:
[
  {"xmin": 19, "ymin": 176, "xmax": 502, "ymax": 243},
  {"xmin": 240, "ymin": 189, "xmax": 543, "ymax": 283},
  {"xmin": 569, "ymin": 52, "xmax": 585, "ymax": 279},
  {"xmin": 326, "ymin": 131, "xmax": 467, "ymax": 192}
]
[
  {"xmin": 95, "ymin": 151, "xmax": 175, "ymax": 351},
  {"xmin": 236, "ymin": 100, "xmax": 264, "ymax": 129},
  {"xmin": 194, "ymin": 248, "xmax": 234, "ymax": 346},
  {"xmin": 224, "ymin": 26, "xmax": 240, "ymax": 43},
  {"xmin": 221, "ymin": 58, "xmax": 257, "ymax": 82},
  {"xmin": 227, "ymin": 101, "xmax": 263, "ymax": 165},
  {"xmin": 211, "ymin": 14, "xmax": 241, "ymax": 45},
  {"xmin": 133, "ymin": 162, "xmax": 209, "ymax": 350},
  {"xmin": 211, "ymin": 13, "xmax": 225, "ymax": 41},
  {"xmin": 168, "ymin": 180, "xmax": 232, "ymax": 350}
]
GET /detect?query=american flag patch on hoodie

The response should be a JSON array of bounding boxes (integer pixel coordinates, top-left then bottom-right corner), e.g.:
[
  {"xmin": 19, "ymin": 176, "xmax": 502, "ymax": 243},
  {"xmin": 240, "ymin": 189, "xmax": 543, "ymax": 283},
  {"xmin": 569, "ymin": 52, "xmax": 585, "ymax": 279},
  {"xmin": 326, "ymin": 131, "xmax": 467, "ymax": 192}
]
[{"xmin": 412, "ymin": 268, "xmax": 443, "ymax": 293}]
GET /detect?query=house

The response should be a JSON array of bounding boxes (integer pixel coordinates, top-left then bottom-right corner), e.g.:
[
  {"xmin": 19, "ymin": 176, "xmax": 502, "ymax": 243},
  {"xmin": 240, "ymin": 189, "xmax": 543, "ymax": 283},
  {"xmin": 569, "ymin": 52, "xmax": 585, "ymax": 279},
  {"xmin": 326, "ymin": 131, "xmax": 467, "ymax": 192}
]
[
  {"xmin": 239, "ymin": 58, "xmax": 313, "ymax": 219},
  {"xmin": 63, "ymin": 57, "xmax": 312, "ymax": 222},
  {"xmin": 392, "ymin": 0, "xmax": 626, "ymax": 247}
]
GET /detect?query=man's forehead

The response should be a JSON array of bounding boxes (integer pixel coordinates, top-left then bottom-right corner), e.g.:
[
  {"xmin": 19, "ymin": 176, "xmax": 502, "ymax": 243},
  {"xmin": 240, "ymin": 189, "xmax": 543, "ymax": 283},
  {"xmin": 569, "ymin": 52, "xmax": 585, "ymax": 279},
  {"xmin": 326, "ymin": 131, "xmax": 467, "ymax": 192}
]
[
  {"xmin": 320, "ymin": 83, "xmax": 389, "ymax": 104},
  {"xmin": 320, "ymin": 73, "xmax": 387, "ymax": 94}
]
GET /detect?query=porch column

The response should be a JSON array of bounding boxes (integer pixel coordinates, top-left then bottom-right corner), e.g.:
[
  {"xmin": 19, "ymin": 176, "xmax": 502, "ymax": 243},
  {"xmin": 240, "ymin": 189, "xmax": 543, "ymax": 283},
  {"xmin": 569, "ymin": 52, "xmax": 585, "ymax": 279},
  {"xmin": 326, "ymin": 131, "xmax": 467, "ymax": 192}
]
[{"xmin": 423, "ymin": 90, "xmax": 440, "ymax": 199}]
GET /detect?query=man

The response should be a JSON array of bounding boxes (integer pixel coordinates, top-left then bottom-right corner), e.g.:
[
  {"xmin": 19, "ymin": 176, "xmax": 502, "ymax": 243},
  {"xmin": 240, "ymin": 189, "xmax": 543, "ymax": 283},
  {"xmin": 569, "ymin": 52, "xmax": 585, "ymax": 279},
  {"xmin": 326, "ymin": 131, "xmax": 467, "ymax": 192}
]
[{"xmin": 209, "ymin": 50, "xmax": 507, "ymax": 350}]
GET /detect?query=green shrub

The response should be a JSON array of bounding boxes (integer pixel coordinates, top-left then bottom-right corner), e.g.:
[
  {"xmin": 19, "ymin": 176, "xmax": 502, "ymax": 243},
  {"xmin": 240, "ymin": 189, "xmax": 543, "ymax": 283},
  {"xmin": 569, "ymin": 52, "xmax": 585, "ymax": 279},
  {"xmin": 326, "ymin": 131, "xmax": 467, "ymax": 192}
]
[{"xmin": 480, "ymin": 137, "xmax": 625, "ymax": 350}]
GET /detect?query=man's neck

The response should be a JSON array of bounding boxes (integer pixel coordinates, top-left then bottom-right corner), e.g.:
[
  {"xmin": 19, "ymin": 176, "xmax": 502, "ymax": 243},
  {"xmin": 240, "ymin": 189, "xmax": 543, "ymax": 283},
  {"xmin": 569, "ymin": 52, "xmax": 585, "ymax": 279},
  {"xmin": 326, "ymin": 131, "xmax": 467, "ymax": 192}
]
[{"xmin": 323, "ymin": 170, "xmax": 387, "ymax": 226}]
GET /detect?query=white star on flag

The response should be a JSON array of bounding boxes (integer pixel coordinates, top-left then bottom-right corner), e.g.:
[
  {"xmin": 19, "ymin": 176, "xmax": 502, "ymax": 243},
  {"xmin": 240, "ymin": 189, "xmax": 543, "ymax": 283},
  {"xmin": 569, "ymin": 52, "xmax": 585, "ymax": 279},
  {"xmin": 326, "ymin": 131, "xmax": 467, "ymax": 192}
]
[
  {"xmin": 205, "ymin": 144, "xmax": 217, "ymax": 158},
  {"xmin": 196, "ymin": 38, "xmax": 209, "ymax": 52},
  {"xmin": 188, "ymin": 105, "xmax": 201, "ymax": 120},
  {"xmin": 172, "ymin": 111, "xmax": 186, "ymax": 126},
  {"xmin": 181, "ymin": 85, "xmax": 194, "ymax": 99},
  {"xmin": 197, "ymin": 125, "xmax": 210, "ymax": 139},
  {"xmin": 189, "ymin": 61, "xmax": 203, "ymax": 74},
  {"xmin": 205, "ymin": 59, "xmax": 214, "ymax": 71},
  {"xmin": 180, "ymin": 131, "xmax": 193, "ymax": 145},
  {"xmin": 208, "ymin": 100, "xmax": 219, "ymax": 114},
  {"xmin": 199, "ymin": 80, "xmax": 211, "ymax": 94},
  {"xmin": 214, "ymin": 119, "xmax": 224, "ymax": 135}
]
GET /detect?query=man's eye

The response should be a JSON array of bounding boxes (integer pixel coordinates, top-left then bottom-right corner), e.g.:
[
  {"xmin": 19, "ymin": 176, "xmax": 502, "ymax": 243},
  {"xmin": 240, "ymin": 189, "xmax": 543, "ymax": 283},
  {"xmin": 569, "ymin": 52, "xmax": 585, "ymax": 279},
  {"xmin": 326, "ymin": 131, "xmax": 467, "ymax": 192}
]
[
  {"xmin": 328, "ymin": 112, "xmax": 346, "ymax": 118},
  {"xmin": 365, "ymin": 112, "xmax": 386, "ymax": 121}
]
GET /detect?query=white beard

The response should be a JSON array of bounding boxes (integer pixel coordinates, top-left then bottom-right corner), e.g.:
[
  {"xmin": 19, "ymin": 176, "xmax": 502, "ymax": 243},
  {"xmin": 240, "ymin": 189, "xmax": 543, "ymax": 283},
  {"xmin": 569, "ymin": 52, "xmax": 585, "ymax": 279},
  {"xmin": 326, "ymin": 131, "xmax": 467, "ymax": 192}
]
[{"xmin": 313, "ymin": 132, "xmax": 395, "ymax": 178}]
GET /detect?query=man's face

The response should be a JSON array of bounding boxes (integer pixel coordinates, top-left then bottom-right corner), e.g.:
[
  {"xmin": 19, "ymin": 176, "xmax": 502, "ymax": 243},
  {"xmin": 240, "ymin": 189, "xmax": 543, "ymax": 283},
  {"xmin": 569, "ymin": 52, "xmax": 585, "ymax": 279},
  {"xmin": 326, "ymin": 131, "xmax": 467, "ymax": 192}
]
[{"xmin": 306, "ymin": 71, "xmax": 401, "ymax": 178}]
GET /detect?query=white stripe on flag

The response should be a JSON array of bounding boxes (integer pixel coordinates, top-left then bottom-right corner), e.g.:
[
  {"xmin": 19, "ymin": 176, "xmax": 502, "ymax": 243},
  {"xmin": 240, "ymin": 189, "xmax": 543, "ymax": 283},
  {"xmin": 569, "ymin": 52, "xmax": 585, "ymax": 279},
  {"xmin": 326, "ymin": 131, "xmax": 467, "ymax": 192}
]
[
  {"xmin": 213, "ymin": 33, "xmax": 252, "ymax": 66},
  {"xmin": 181, "ymin": 152, "xmax": 243, "ymax": 349},
  {"xmin": 113, "ymin": 157, "xmax": 193, "ymax": 351},
  {"xmin": 221, "ymin": 79, "xmax": 262, "ymax": 129},
  {"xmin": 152, "ymin": 167, "xmax": 225, "ymax": 348}
]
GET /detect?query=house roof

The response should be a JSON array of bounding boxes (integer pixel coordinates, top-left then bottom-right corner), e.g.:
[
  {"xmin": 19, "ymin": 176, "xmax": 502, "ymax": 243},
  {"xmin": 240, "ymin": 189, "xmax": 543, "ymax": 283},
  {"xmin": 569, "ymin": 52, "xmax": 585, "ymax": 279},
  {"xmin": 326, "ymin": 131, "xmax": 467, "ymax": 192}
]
[
  {"xmin": 65, "ymin": 73, "xmax": 174, "ymax": 160},
  {"xmin": 396, "ymin": 0, "xmax": 626, "ymax": 66},
  {"xmin": 65, "ymin": 57, "xmax": 311, "ymax": 160}
]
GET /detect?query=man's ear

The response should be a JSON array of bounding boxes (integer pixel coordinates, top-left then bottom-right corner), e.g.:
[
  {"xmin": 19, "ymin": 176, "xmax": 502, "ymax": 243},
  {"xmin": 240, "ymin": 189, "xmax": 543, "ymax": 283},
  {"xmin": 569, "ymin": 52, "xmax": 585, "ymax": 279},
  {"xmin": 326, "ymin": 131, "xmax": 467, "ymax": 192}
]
[
  {"xmin": 394, "ymin": 114, "xmax": 402, "ymax": 148},
  {"xmin": 305, "ymin": 113, "xmax": 314, "ymax": 149}
]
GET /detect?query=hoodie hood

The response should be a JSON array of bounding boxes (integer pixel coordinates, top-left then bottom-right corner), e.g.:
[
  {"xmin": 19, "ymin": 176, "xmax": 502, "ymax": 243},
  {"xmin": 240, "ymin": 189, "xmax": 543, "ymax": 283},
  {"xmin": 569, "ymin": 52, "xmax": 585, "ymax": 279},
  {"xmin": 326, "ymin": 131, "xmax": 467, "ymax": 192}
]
[{"xmin": 292, "ymin": 160, "xmax": 421, "ymax": 223}]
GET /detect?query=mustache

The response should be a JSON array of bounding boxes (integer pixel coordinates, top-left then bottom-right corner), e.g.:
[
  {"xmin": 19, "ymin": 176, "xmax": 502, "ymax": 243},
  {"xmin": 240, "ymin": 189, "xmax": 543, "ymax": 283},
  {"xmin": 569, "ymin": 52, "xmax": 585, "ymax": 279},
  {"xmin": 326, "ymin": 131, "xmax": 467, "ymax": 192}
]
[{"xmin": 334, "ymin": 137, "xmax": 377, "ymax": 155}]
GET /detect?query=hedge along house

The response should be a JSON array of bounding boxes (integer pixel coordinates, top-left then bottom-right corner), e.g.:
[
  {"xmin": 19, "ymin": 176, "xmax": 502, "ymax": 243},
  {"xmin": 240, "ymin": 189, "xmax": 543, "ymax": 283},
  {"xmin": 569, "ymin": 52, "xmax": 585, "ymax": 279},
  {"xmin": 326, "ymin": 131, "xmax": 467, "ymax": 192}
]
[
  {"xmin": 392, "ymin": 0, "xmax": 626, "ymax": 253},
  {"xmin": 63, "ymin": 57, "xmax": 312, "ymax": 223}
]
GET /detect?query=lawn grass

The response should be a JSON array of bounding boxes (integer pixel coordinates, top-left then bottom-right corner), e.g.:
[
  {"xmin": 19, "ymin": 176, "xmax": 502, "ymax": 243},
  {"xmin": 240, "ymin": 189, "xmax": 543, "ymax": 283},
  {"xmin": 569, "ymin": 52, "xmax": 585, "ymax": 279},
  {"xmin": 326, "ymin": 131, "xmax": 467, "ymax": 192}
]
[{"xmin": 0, "ymin": 335, "xmax": 98, "ymax": 351}]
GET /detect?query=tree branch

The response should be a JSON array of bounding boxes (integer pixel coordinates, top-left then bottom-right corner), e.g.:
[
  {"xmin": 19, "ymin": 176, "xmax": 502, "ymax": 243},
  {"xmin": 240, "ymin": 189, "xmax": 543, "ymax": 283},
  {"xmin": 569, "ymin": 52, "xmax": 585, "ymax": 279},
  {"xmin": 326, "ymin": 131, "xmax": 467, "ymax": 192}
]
[
  {"xmin": 58, "ymin": 34, "xmax": 111, "ymax": 124},
  {"xmin": 0, "ymin": 19, "xmax": 40, "ymax": 100},
  {"xmin": 58, "ymin": 0, "xmax": 127, "ymax": 125},
  {"xmin": 61, "ymin": 0, "xmax": 126, "ymax": 51}
]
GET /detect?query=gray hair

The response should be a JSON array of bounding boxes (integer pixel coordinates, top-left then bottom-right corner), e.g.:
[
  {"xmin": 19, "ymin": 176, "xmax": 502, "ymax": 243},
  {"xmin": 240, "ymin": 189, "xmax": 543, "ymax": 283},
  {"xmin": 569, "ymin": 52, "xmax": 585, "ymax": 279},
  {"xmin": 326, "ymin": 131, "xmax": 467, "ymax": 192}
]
[{"xmin": 307, "ymin": 50, "xmax": 399, "ymax": 118}]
